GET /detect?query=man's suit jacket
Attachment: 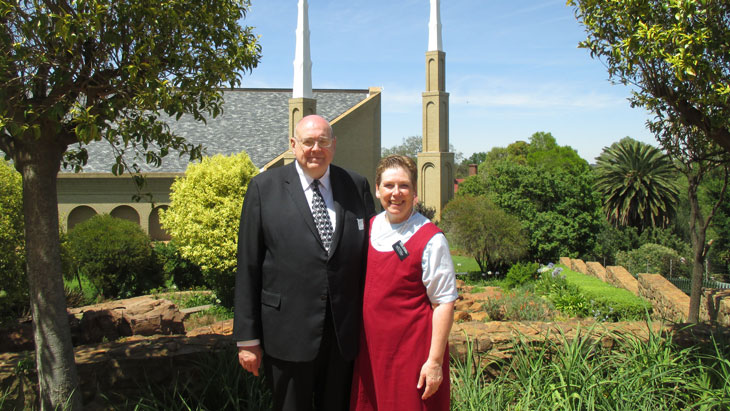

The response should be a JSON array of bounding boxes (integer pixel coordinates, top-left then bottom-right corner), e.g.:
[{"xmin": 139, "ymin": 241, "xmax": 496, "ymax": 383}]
[{"xmin": 233, "ymin": 162, "xmax": 375, "ymax": 362}]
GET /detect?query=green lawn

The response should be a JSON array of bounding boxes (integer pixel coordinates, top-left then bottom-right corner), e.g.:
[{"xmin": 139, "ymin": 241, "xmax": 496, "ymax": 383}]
[
  {"xmin": 450, "ymin": 254, "xmax": 481, "ymax": 273},
  {"xmin": 561, "ymin": 265, "xmax": 651, "ymax": 309}
]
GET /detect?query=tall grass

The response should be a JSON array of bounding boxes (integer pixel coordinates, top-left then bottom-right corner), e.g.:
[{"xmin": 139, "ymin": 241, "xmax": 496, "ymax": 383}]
[
  {"xmin": 451, "ymin": 324, "xmax": 730, "ymax": 410},
  {"xmin": 107, "ymin": 349, "xmax": 272, "ymax": 410}
]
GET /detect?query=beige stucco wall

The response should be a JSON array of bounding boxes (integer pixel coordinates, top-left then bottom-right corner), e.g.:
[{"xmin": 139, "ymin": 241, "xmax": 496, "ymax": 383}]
[
  {"xmin": 57, "ymin": 173, "xmax": 180, "ymax": 239},
  {"xmin": 331, "ymin": 87, "xmax": 381, "ymax": 194}
]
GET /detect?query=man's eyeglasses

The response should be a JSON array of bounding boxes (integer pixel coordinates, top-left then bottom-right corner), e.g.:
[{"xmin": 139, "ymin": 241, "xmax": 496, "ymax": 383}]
[{"xmin": 295, "ymin": 137, "xmax": 334, "ymax": 149}]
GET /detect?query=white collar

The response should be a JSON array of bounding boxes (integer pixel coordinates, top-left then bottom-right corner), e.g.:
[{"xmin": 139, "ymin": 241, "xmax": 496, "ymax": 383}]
[{"xmin": 294, "ymin": 161, "xmax": 331, "ymax": 192}]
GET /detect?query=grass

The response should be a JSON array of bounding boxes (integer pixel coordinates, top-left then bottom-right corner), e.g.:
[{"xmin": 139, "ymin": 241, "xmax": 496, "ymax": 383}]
[
  {"xmin": 63, "ymin": 272, "xmax": 102, "ymax": 307},
  {"xmin": 451, "ymin": 254, "xmax": 482, "ymax": 274},
  {"xmin": 561, "ymin": 266, "xmax": 650, "ymax": 309},
  {"xmin": 451, "ymin": 323, "xmax": 730, "ymax": 410},
  {"xmin": 184, "ymin": 305, "xmax": 234, "ymax": 330},
  {"xmin": 155, "ymin": 290, "xmax": 218, "ymax": 309},
  {"xmin": 106, "ymin": 348, "xmax": 272, "ymax": 410}
]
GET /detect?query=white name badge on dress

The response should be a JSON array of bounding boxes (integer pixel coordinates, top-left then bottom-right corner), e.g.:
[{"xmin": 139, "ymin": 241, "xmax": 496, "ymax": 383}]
[{"xmin": 357, "ymin": 218, "xmax": 364, "ymax": 230}]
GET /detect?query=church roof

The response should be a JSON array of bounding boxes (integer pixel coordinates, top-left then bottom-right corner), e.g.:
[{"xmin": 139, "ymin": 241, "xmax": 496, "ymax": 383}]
[{"xmin": 70, "ymin": 88, "xmax": 369, "ymax": 173}]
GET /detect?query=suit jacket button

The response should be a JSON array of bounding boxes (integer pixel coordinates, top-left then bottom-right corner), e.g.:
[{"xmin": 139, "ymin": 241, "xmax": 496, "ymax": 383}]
[{"xmin": 320, "ymin": 295, "xmax": 327, "ymax": 301}]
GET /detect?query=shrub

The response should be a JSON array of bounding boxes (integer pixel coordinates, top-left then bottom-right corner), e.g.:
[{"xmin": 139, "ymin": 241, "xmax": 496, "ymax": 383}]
[
  {"xmin": 504, "ymin": 262, "xmax": 539, "ymax": 289},
  {"xmin": 160, "ymin": 152, "xmax": 258, "ymax": 307},
  {"xmin": 615, "ymin": 242, "xmax": 687, "ymax": 277},
  {"xmin": 415, "ymin": 201, "xmax": 436, "ymax": 221},
  {"xmin": 503, "ymin": 291, "xmax": 555, "ymax": 321},
  {"xmin": 441, "ymin": 195, "xmax": 528, "ymax": 273},
  {"xmin": 67, "ymin": 214, "xmax": 162, "ymax": 299},
  {"xmin": 0, "ymin": 160, "xmax": 27, "ymax": 322},
  {"xmin": 154, "ymin": 241, "xmax": 205, "ymax": 290}
]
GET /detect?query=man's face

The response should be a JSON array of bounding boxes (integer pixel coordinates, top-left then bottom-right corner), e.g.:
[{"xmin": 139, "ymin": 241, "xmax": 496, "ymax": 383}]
[{"xmin": 291, "ymin": 116, "xmax": 336, "ymax": 179}]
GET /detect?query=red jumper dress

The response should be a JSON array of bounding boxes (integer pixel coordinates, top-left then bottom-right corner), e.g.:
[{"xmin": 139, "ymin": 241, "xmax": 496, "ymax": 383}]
[{"xmin": 350, "ymin": 219, "xmax": 450, "ymax": 411}]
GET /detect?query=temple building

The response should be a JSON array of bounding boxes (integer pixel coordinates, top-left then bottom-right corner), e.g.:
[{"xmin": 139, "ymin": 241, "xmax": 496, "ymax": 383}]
[{"xmin": 57, "ymin": 0, "xmax": 453, "ymax": 235}]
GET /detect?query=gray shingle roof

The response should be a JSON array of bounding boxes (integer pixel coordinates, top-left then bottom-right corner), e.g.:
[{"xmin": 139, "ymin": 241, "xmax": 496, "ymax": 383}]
[{"xmin": 69, "ymin": 88, "xmax": 368, "ymax": 172}]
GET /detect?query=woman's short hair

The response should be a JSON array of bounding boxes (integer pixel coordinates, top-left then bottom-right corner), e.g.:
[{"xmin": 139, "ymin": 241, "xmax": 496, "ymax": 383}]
[{"xmin": 375, "ymin": 155, "xmax": 417, "ymax": 189}]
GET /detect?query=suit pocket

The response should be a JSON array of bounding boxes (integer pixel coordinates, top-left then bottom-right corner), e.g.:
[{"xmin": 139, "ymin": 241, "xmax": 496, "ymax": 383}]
[{"xmin": 261, "ymin": 289, "xmax": 281, "ymax": 309}]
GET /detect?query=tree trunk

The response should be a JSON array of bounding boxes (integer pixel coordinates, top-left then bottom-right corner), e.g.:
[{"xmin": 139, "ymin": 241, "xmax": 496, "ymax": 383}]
[
  {"xmin": 687, "ymin": 175, "xmax": 705, "ymax": 324},
  {"xmin": 20, "ymin": 145, "xmax": 81, "ymax": 410}
]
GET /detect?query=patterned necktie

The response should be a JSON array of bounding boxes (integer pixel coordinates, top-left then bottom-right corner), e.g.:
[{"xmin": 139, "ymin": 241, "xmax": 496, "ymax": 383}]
[{"xmin": 311, "ymin": 179, "xmax": 334, "ymax": 251}]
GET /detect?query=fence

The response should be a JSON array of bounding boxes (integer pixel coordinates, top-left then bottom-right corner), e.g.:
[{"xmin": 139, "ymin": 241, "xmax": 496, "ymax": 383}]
[{"xmin": 668, "ymin": 277, "xmax": 730, "ymax": 295}]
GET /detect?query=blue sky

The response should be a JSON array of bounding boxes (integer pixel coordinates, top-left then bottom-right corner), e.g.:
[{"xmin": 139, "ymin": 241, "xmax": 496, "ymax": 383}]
[{"xmin": 240, "ymin": 0, "xmax": 658, "ymax": 163}]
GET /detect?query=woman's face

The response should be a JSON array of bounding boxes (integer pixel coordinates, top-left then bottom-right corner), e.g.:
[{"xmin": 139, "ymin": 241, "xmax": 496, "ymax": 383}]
[{"xmin": 376, "ymin": 166, "xmax": 416, "ymax": 224}]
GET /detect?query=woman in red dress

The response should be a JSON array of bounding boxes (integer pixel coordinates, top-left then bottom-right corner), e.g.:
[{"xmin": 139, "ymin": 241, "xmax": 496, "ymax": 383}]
[{"xmin": 350, "ymin": 155, "xmax": 457, "ymax": 411}]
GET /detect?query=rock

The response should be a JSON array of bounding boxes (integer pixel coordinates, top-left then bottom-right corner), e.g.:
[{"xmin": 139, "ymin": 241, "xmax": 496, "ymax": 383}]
[
  {"xmin": 68, "ymin": 296, "xmax": 186, "ymax": 345},
  {"xmin": 454, "ymin": 300, "xmax": 474, "ymax": 311},
  {"xmin": 0, "ymin": 333, "xmax": 235, "ymax": 407},
  {"xmin": 0, "ymin": 319, "xmax": 34, "ymax": 353},
  {"xmin": 470, "ymin": 312, "xmax": 488, "ymax": 322},
  {"xmin": 470, "ymin": 301, "xmax": 485, "ymax": 312},
  {"xmin": 454, "ymin": 311, "xmax": 471, "ymax": 322},
  {"xmin": 186, "ymin": 319, "xmax": 234, "ymax": 337},
  {"xmin": 0, "ymin": 296, "xmax": 187, "ymax": 352}
]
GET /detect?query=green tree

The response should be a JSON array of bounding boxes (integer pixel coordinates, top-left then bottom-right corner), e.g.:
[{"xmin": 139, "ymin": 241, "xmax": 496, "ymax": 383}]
[
  {"xmin": 382, "ymin": 136, "xmax": 423, "ymax": 160},
  {"xmin": 0, "ymin": 1, "xmax": 260, "ymax": 408},
  {"xmin": 160, "ymin": 152, "xmax": 258, "ymax": 307},
  {"xmin": 0, "ymin": 160, "xmax": 26, "ymax": 322},
  {"xmin": 526, "ymin": 132, "xmax": 589, "ymax": 174},
  {"xmin": 570, "ymin": 0, "xmax": 730, "ymax": 323},
  {"xmin": 455, "ymin": 151, "xmax": 486, "ymax": 179},
  {"xmin": 594, "ymin": 138, "xmax": 680, "ymax": 230},
  {"xmin": 482, "ymin": 160, "xmax": 602, "ymax": 263},
  {"xmin": 382, "ymin": 135, "xmax": 462, "ymax": 163},
  {"xmin": 441, "ymin": 195, "xmax": 528, "ymax": 273},
  {"xmin": 569, "ymin": 0, "xmax": 730, "ymax": 152},
  {"xmin": 663, "ymin": 124, "xmax": 730, "ymax": 322}
]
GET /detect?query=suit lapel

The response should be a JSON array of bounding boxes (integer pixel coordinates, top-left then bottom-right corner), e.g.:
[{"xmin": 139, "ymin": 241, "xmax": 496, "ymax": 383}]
[
  {"xmin": 283, "ymin": 163, "xmax": 322, "ymax": 246},
  {"xmin": 328, "ymin": 167, "xmax": 346, "ymax": 258}
]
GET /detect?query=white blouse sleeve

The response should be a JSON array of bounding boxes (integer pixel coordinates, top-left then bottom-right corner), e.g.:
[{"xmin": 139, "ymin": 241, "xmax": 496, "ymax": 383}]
[{"xmin": 421, "ymin": 233, "xmax": 458, "ymax": 304}]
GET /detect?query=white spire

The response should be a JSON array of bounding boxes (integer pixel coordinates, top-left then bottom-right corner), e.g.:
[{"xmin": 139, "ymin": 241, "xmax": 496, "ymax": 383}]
[
  {"xmin": 428, "ymin": 0, "xmax": 443, "ymax": 52},
  {"xmin": 293, "ymin": 0, "xmax": 313, "ymax": 98}
]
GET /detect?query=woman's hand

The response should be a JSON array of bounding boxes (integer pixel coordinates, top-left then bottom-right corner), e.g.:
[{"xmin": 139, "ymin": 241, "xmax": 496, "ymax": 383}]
[{"xmin": 417, "ymin": 358, "xmax": 443, "ymax": 399}]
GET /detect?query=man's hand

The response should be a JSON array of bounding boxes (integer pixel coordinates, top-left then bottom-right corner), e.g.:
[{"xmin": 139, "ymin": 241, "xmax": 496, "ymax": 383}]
[
  {"xmin": 416, "ymin": 358, "xmax": 443, "ymax": 400},
  {"xmin": 238, "ymin": 344, "xmax": 263, "ymax": 376}
]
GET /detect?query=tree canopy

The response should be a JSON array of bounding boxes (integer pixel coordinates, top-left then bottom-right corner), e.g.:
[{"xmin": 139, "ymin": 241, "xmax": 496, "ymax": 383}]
[
  {"xmin": 594, "ymin": 137, "xmax": 680, "ymax": 230},
  {"xmin": 0, "ymin": 160, "xmax": 25, "ymax": 322},
  {"xmin": 441, "ymin": 195, "xmax": 528, "ymax": 273},
  {"xmin": 569, "ymin": 0, "xmax": 730, "ymax": 152},
  {"xmin": 0, "ymin": 1, "xmax": 261, "ymax": 408}
]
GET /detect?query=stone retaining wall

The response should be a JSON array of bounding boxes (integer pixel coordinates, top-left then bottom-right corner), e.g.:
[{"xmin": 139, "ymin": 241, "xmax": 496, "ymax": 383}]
[
  {"xmin": 637, "ymin": 273, "xmax": 689, "ymax": 322},
  {"xmin": 586, "ymin": 262, "xmax": 607, "ymax": 281},
  {"xmin": 606, "ymin": 265, "xmax": 639, "ymax": 296},
  {"xmin": 562, "ymin": 258, "xmax": 730, "ymax": 326},
  {"xmin": 701, "ymin": 289, "xmax": 730, "ymax": 325},
  {"xmin": 570, "ymin": 259, "xmax": 588, "ymax": 275}
]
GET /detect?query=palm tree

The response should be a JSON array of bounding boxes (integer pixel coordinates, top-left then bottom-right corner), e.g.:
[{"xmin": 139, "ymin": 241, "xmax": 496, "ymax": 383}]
[{"xmin": 594, "ymin": 138, "xmax": 680, "ymax": 230}]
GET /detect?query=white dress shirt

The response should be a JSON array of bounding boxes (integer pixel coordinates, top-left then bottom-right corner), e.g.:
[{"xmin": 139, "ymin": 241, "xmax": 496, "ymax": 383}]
[{"xmin": 294, "ymin": 161, "xmax": 337, "ymax": 233}]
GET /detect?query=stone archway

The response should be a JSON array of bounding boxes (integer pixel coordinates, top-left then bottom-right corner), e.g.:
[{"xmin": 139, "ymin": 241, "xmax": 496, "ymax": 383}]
[
  {"xmin": 149, "ymin": 206, "xmax": 171, "ymax": 241},
  {"xmin": 110, "ymin": 205, "xmax": 140, "ymax": 226},
  {"xmin": 67, "ymin": 206, "xmax": 97, "ymax": 231}
]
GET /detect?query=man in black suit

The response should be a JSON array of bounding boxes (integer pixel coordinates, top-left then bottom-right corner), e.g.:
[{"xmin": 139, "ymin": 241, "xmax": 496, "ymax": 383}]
[{"xmin": 234, "ymin": 114, "xmax": 375, "ymax": 410}]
